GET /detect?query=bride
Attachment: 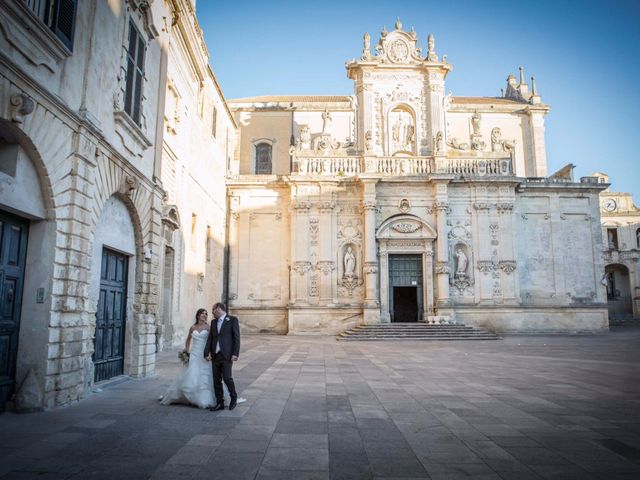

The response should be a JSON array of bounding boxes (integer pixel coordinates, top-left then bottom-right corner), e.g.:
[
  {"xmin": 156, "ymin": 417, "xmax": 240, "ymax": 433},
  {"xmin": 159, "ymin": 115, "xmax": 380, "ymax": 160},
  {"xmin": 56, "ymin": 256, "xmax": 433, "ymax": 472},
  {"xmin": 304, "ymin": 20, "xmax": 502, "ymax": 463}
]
[{"xmin": 161, "ymin": 308, "xmax": 245, "ymax": 409}]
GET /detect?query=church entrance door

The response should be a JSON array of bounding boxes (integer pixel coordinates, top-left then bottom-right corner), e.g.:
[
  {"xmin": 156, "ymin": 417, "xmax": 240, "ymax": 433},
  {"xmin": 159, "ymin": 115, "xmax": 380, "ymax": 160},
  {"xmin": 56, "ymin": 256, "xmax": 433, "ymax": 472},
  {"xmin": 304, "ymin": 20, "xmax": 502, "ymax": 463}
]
[
  {"xmin": 393, "ymin": 286, "xmax": 418, "ymax": 322},
  {"xmin": 389, "ymin": 254, "xmax": 422, "ymax": 322}
]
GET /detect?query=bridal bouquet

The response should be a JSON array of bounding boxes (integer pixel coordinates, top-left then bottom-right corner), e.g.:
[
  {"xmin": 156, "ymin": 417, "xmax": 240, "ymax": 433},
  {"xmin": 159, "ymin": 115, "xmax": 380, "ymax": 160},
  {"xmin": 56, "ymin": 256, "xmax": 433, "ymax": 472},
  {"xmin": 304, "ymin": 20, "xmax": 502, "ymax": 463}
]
[{"xmin": 178, "ymin": 350, "xmax": 190, "ymax": 365}]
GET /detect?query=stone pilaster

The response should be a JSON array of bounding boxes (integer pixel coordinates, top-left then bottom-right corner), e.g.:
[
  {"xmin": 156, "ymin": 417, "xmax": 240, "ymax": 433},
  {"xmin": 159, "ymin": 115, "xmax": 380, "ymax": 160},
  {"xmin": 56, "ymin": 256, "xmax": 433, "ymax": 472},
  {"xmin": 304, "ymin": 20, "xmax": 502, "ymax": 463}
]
[
  {"xmin": 318, "ymin": 201, "xmax": 336, "ymax": 303},
  {"xmin": 434, "ymin": 183, "xmax": 451, "ymax": 308}
]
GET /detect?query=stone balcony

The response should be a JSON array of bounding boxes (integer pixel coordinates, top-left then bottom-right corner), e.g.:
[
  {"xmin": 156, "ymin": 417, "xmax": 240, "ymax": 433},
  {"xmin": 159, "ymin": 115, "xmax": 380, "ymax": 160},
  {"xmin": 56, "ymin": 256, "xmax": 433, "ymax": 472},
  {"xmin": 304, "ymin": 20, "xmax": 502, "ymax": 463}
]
[{"xmin": 293, "ymin": 154, "xmax": 514, "ymax": 178}]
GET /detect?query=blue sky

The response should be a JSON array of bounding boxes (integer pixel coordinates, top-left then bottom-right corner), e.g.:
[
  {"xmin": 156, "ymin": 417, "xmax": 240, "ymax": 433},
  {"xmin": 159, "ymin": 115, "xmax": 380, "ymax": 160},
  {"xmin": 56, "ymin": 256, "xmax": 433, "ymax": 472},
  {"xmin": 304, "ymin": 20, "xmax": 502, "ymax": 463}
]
[{"xmin": 198, "ymin": 0, "xmax": 640, "ymax": 201}]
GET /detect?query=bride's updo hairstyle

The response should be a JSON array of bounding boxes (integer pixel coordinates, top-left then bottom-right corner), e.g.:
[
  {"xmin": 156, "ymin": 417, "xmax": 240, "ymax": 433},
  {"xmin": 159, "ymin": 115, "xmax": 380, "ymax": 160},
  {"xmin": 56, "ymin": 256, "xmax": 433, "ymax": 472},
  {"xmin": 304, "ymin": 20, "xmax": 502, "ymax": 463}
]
[{"xmin": 194, "ymin": 308, "xmax": 207, "ymax": 324}]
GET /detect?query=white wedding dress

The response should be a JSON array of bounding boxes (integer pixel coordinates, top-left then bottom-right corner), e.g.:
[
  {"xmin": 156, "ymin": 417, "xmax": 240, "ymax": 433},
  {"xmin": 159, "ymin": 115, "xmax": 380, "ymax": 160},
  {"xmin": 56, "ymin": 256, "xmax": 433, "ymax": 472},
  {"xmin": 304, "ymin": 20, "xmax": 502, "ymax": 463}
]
[{"xmin": 161, "ymin": 329, "xmax": 244, "ymax": 409}]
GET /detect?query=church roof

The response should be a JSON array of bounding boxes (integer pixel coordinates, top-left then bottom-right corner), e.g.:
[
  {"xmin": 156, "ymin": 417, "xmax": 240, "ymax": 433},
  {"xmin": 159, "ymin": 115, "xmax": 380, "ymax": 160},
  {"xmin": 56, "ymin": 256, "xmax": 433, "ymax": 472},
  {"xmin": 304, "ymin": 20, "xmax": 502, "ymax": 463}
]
[
  {"xmin": 228, "ymin": 95, "xmax": 526, "ymax": 106},
  {"xmin": 229, "ymin": 95, "xmax": 351, "ymax": 103},
  {"xmin": 452, "ymin": 97, "xmax": 526, "ymax": 105}
]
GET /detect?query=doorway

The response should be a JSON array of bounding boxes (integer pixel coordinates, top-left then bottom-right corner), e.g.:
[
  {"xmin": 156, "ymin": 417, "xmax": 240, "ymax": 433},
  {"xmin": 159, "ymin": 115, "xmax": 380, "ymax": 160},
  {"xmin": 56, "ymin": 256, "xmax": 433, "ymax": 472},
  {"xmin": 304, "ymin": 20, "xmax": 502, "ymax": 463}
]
[
  {"xmin": 605, "ymin": 264, "xmax": 633, "ymax": 320},
  {"xmin": 393, "ymin": 286, "xmax": 418, "ymax": 322},
  {"xmin": 0, "ymin": 211, "xmax": 29, "ymax": 407},
  {"xmin": 93, "ymin": 248, "xmax": 128, "ymax": 382},
  {"xmin": 389, "ymin": 254, "xmax": 423, "ymax": 322}
]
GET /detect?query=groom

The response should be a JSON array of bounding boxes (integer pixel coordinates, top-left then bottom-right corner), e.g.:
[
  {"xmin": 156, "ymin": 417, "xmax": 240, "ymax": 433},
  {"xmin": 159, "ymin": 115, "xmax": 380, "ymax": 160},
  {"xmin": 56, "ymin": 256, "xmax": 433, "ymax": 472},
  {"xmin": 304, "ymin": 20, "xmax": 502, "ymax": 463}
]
[{"xmin": 204, "ymin": 302, "xmax": 240, "ymax": 410}]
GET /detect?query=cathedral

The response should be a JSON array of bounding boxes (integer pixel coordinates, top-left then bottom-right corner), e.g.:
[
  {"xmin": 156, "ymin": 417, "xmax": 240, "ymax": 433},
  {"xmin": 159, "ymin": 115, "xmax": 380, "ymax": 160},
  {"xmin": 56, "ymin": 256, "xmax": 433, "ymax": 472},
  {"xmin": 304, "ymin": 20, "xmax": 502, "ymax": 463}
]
[
  {"xmin": 226, "ymin": 20, "xmax": 608, "ymax": 335},
  {"xmin": 0, "ymin": 4, "xmax": 615, "ymax": 410}
]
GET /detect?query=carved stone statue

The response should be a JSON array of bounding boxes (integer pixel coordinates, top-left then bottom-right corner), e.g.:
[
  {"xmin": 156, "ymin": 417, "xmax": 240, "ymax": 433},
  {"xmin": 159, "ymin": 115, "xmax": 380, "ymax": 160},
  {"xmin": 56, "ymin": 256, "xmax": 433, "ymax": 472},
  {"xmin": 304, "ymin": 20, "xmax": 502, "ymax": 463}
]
[
  {"xmin": 364, "ymin": 130, "xmax": 373, "ymax": 152},
  {"xmin": 455, "ymin": 248, "xmax": 468, "ymax": 276},
  {"xmin": 427, "ymin": 33, "xmax": 438, "ymax": 62},
  {"xmin": 491, "ymin": 127, "xmax": 503, "ymax": 152},
  {"xmin": 471, "ymin": 112, "xmax": 481, "ymax": 136},
  {"xmin": 390, "ymin": 110, "xmax": 414, "ymax": 153},
  {"xmin": 343, "ymin": 246, "xmax": 356, "ymax": 277},
  {"xmin": 321, "ymin": 109, "xmax": 332, "ymax": 134},
  {"xmin": 297, "ymin": 124, "xmax": 311, "ymax": 151},
  {"xmin": 434, "ymin": 131, "xmax": 443, "ymax": 154},
  {"xmin": 362, "ymin": 32, "xmax": 371, "ymax": 60}
]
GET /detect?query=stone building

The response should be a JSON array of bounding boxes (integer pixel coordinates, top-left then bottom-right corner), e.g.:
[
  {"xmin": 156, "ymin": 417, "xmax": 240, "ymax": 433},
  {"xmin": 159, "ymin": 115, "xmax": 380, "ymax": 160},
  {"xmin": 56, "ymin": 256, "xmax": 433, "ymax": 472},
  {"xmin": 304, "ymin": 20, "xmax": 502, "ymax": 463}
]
[
  {"xmin": 157, "ymin": 0, "xmax": 236, "ymax": 350},
  {"xmin": 226, "ymin": 21, "xmax": 609, "ymax": 335},
  {"xmin": 0, "ymin": 0, "xmax": 233, "ymax": 410},
  {"xmin": 594, "ymin": 173, "xmax": 640, "ymax": 321}
]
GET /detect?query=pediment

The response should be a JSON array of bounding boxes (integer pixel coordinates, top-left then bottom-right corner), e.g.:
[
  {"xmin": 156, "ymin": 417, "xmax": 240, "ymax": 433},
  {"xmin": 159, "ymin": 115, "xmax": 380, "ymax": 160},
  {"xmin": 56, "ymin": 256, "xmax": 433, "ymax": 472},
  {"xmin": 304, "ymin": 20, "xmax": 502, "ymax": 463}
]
[{"xmin": 376, "ymin": 214, "xmax": 437, "ymax": 239}]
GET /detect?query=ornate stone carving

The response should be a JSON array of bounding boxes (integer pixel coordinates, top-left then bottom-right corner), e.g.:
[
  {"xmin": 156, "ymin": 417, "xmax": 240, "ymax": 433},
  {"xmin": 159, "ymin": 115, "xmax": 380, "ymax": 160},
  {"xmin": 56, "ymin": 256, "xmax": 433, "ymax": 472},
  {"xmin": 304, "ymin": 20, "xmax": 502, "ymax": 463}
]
[
  {"xmin": 491, "ymin": 127, "xmax": 516, "ymax": 154},
  {"xmin": 497, "ymin": 203, "xmax": 514, "ymax": 214},
  {"xmin": 398, "ymin": 198, "xmax": 411, "ymax": 213},
  {"xmin": 309, "ymin": 218, "xmax": 319, "ymax": 245},
  {"xmin": 477, "ymin": 260, "xmax": 498, "ymax": 273},
  {"xmin": 426, "ymin": 33, "xmax": 438, "ymax": 62},
  {"xmin": 120, "ymin": 175, "xmax": 138, "ymax": 196},
  {"xmin": 361, "ymin": 32, "xmax": 371, "ymax": 60},
  {"xmin": 473, "ymin": 202, "xmax": 491, "ymax": 211},
  {"xmin": 363, "ymin": 201, "xmax": 378, "ymax": 211},
  {"xmin": 318, "ymin": 202, "xmax": 335, "ymax": 213},
  {"xmin": 364, "ymin": 130, "xmax": 373, "ymax": 152},
  {"xmin": 434, "ymin": 131, "xmax": 444, "ymax": 155},
  {"xmin": 343, "ymin": 246, "xmax": 356, "ymax": 276},
  {"xmin": 435, "ymin": 262, "xmax": 450, "ymax": 274},
  {"xmin": 435, "ymin": 201, "xmax": 449, "ymax": 212},
  {"xmin": 292, "ymin": 261, "xmax": 312, "ymax": 275},
  {"xmin": 391, "ymin": 222, "xmax": 420, "ymax": 233},
  {"xmin": 499, "ymin": 261, "xmax": 517, "ymax": 274},
  {"xmin": 316, "ymin": 261, "xmax": 336, "ymax": 275},
  {"xmin": 364, "ymin": 263, "xmax": 378, "ymax": 274},
  {"xmin": 10, "ymin": 93, "xmax": 35, "ymax": 123},
  {"xmin": 470, "ymin": 112, "xmax": 486, "ymax": 151},
  {"xmin": 293, "ymin": 201, "xmax": 312, "ymax": 212},
  {"xmin": 489, "ymin": 223, "xmax": 499, "ymax": 245},
  {"xmin": 446, "ymin": 137, "xmax": 469, "ymax": 150},
  {"xmin": 309, "ymin": 274, "xmax": 319, "ymax": 297}
]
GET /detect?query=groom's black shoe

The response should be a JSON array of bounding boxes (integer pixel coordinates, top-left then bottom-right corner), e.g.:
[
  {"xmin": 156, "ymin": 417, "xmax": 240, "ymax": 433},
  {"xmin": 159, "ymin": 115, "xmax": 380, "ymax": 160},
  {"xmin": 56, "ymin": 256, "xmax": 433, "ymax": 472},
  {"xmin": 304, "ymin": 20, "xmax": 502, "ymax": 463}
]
[
  {"xmin": 209, "ymin": 403, "xmax": 225, "ymax": 411},
  {"xmin": 229, "ymin": 399, "xmax": 237, "ymax": 411}
]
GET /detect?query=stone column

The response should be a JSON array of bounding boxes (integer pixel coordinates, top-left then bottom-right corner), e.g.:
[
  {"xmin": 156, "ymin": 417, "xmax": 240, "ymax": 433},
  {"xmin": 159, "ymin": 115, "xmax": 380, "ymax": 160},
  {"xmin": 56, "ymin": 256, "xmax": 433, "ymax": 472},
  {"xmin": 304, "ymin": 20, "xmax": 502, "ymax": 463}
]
[
  {"xmin": 290, "ymin": 200, "xmax": 312, "ymax": 305},
  {"xmin": 435, "ymin": 200, "xmax": 451, "ymax": 306},
  {"xmin": 362, "ymin": 180, "xmax": 379, "ymax": 323},
  {"xmin": 526, "ymin": 107, "xmax": 548, "ymax": 177},
  {"xmin": 318, "ymin": 201, "xmax": 335, "ymax": 303},
  {"xmin": 424, "ymin": 248, "xmax": 435, "ymax": 317},
  {"xmin": 474, "ymin": 201, "xmax": 493, "ymax": 303}
]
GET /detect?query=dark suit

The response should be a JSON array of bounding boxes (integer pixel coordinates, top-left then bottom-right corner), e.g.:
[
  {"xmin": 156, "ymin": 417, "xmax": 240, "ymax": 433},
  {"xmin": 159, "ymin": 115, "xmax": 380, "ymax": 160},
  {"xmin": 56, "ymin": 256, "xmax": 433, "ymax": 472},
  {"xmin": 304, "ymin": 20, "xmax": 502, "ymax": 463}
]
[{"xmin": 204, "ymin": 314, "xmax": 240, "ymax": 405}]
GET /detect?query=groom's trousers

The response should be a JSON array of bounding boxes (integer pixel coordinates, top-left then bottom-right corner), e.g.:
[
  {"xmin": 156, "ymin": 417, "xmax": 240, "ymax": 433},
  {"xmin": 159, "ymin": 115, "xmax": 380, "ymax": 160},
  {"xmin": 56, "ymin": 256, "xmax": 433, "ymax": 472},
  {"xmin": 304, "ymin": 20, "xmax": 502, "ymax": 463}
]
[{"xmin": 212, "ymin": 352, "xmax": 237, "ymax": 404}]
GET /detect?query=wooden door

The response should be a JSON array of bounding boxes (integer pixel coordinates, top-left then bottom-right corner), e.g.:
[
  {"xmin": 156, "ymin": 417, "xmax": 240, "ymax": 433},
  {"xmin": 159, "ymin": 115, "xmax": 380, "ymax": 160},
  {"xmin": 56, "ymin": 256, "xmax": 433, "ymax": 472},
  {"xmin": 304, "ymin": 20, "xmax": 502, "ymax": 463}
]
[
  {"xmin": 0, "ymin": 211, "xmax": 29, "ymax": 407},
  {"xmin": 93, "ymin": 248, "xmax": 128, "ymax": 382}
]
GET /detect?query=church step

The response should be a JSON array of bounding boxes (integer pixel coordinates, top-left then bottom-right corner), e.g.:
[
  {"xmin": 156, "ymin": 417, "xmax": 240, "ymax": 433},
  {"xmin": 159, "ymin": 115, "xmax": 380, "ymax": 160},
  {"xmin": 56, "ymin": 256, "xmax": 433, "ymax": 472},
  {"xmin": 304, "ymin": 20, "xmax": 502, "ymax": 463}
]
[{"xmin": 337, "ymin": 323, "xmax": 500, "ymax": 341}]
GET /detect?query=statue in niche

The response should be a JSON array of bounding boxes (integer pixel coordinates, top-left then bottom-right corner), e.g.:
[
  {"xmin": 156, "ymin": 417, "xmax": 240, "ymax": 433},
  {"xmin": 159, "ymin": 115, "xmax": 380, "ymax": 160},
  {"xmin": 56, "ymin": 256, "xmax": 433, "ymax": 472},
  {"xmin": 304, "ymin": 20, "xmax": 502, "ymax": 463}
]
[
  {"xmin": 390, "ymin": 109, "xmax": 414, "ymax": 153},
  {"xmin": 321, "ymin": 109, "xmax": 332, "ymax": 134},
  {"xmin": 455, "ymin": 248, "xmax": 468, "ymax": 276},
  {"xmin": 343, "ymin": 246, "xmax": 356, "ymax": 277}
]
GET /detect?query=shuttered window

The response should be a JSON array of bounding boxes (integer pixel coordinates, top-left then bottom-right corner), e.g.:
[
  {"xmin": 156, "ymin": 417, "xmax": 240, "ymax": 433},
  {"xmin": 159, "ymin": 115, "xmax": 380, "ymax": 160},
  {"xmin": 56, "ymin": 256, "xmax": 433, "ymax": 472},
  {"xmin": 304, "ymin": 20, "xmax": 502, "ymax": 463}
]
[
  {"xmin": 124, "ymin": 20, "xmax": 145, "ymax": 125},
  {"xmin": 24, "ymin": 0, "xmax": 77, "ymax": 50}
]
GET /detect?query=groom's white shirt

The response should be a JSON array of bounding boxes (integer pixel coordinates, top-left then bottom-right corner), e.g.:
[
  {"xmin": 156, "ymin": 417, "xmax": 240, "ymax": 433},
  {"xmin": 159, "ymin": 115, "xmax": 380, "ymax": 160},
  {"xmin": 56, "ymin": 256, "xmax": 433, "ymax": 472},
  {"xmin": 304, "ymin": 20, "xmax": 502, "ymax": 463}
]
[{"xmin": 215, "ymin": 314, "xmax": 226, "ymax": 354}]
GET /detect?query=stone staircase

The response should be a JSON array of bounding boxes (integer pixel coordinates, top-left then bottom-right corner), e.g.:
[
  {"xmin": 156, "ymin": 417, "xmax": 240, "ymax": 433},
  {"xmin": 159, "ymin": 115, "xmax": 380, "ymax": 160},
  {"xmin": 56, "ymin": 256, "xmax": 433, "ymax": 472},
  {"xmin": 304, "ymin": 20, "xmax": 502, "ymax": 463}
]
[{"xmin": 337, "ymin": 322, "xmax": 500, "ymax": 341}]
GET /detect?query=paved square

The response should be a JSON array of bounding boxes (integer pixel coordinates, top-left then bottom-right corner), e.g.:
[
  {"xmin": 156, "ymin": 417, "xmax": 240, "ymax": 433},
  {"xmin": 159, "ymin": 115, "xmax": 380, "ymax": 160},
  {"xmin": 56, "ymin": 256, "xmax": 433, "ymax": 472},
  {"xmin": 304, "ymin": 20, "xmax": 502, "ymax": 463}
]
[{"xmin": 2, "ymin": 328, "xmax": 640, "ymax": 479}]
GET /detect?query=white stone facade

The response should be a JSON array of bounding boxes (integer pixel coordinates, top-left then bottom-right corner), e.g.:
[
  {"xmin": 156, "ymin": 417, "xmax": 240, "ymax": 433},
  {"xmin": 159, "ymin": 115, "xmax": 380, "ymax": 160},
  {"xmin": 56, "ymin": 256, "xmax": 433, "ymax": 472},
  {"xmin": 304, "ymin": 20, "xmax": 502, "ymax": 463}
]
[
  {"xmin": 0, "ymin": 0, "xmax": 234, "ymax": 410},
  {"xmin": 594, "ymin": 173, "xmax": 640, "ymax": 320},
  {"xmin": 227, "ymin": 23, "xmax": 609, "ymax": 335}
]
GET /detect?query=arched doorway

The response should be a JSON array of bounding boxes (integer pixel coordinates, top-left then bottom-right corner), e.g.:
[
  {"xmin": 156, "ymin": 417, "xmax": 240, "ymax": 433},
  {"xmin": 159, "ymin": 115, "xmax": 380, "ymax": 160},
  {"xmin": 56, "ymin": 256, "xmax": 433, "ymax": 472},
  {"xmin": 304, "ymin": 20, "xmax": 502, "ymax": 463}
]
[
  {"xmin": 604, "ymin": 264, "xmax": 633, "ymax": 321},
  {"xmin": 377, "ymin": 214, "xmax": 437, "ymax": 323},
  {"xmin": 0, "ymin": 120, "xmax": 55, "ymax": 409},
  {"xmin": 88, "ymin": 196, "xmax": 137, "ymax": 382}
]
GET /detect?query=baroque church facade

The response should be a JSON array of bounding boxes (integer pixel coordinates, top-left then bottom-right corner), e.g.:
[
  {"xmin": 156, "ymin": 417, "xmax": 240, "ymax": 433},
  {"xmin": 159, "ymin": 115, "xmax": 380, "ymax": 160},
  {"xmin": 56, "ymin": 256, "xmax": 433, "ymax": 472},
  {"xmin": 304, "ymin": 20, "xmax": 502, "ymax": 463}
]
[{"xmin": 227, "ymin": 21, "xmax": 609, "ymax": 335}]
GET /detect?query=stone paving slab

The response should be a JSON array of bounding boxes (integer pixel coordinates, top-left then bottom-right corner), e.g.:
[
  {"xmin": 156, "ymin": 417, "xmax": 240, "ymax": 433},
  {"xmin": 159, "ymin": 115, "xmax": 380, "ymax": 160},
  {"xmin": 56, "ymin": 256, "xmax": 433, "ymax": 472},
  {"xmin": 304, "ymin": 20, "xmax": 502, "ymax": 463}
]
[{"xmin": 2, "ymin": 328, "xmax": 640, "ymax": 479}]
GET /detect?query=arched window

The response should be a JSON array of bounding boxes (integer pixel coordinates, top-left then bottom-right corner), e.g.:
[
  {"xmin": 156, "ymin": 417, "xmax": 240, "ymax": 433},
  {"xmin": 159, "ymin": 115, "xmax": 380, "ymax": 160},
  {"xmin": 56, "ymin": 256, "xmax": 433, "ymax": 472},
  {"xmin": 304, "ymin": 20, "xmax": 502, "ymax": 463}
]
[
  {"xmin": 636, "ymin": 228, "xmax": 640, "ymax": 249},
  {"xmin": 255, "ymin": 142, "xmax": 272, "ymax": 174}
]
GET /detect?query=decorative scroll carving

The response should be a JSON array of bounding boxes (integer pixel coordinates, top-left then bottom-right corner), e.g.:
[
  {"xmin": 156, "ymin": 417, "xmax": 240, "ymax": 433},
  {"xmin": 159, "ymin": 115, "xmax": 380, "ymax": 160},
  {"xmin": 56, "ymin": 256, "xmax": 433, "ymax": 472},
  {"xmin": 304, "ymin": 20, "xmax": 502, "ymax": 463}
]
[
  {"xmin": 363, "ymin": 201, "xmax": 378, "ymax": 211},
  {"xmin": 497, "ymin": 203, "xmax": 514, "ymax": 214},
  {"xmin": 391, "ymin": 222, "xmax": 420, "ymax": 233},
  {"xmin": 309, "ymin": 218, "xmax": 319, "ymax": 246},
  {"xmin": 293, "ymin": 201, "xmax": 312, "ymax": 212},
  {"xmin": 120, "ymin": 175, "xmax": 138, "ymax": 196},
  {"xmin": 364, "ymin": 263, "xmax": 378, "ymax": 274},
  {"xmin": 10, "ymin": 93, "xmax": 35, "ymax": 123}
]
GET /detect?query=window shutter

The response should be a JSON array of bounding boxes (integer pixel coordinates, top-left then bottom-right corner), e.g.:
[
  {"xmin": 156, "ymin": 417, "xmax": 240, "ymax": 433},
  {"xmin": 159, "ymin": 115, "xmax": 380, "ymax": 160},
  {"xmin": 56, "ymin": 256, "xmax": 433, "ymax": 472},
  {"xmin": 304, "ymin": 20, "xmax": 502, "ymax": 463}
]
[{"xmin": 51, "ymin": 0, "xmax": 77, "ymax": 50}]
